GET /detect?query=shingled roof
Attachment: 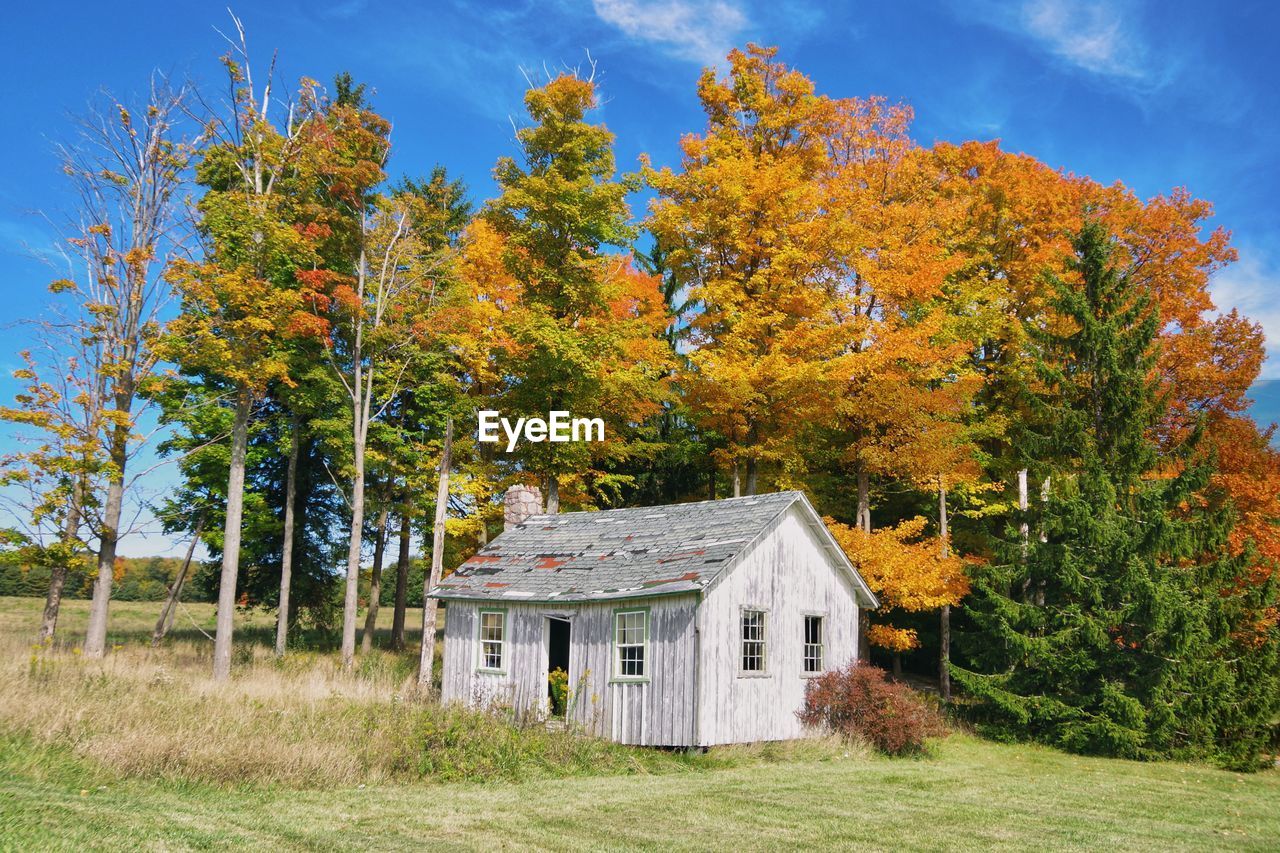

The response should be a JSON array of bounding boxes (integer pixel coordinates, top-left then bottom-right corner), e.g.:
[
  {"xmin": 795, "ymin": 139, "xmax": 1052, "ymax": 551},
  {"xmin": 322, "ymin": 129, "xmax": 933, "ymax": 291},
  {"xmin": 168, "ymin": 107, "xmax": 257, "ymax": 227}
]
[{"xmin": 430, "ymin": 490, "xmax": 878, "ymax": 606}]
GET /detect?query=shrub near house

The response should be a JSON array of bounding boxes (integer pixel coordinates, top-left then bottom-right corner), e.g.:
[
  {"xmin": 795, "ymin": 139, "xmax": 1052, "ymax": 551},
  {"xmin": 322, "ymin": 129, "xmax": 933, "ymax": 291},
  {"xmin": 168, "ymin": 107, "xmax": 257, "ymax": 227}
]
[{"xmin": 800, "ymin": 664, "xmax": 947, "ymax": 756}]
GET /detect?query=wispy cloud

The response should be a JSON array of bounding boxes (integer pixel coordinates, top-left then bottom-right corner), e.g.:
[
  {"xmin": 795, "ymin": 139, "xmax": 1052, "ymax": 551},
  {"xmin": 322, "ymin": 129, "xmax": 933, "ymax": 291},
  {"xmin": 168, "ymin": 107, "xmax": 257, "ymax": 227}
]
[
  {"xmin": 592, "ymin": 0, "xmax": 750, "ymax": 66},
  {"xmin": 1018, "ymin": 0, "xmax": 1148, "ymax": 79},
  {"xmin": 957, "ymin": 0, "xmax": 1169, "ymax": 92}
]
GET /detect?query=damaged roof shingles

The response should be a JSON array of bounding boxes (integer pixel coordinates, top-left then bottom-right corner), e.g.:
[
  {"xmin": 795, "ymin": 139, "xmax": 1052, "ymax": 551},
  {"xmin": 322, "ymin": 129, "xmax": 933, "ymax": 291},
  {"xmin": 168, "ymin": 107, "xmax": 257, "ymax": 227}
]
[{"xmin": 430, "ymin": 492, "xmax": 800, "ymax": 603}]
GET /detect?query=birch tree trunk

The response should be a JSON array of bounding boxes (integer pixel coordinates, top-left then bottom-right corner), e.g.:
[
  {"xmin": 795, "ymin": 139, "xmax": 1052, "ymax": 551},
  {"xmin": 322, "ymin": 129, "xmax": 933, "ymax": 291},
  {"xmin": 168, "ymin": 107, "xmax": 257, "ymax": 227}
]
[
  {"xmin": 152, "ymin": 513, "xmax": 205, "ymax": 646},
  {"xmin": 339, "ymin": 246, "xmax": 375, "ymax": 669},
  {"xmin": 361, "ymin": 507, "xmax": 390, "ymax": 653},
  {"xmin": 418, "ymin": 417, "xmax": 452, "ymax": 688},
  {"xmin": 83, "ymin": 421, "xmax": 129, "ymax": 658},
  {"xmin": 938, "ymin": 476, "xmax": 951, "ymax": 703},
  {"xmin": 274, "ymin": 415, "xmax": 300, "ymax": 657},
  {"xmin": 38, "ymin": 481, "xmax": 84, "ymax": 644},
  {"xmin": 213, "ymin": 389, "xmax": 252, "ymax": 681},
  {"xmin": 340, "ymin": 428, "xmax": 367, "ymax": 669},
  {"xmin": 390, "ymin": 508, "xmax": 411, "ymax": 652},
  {"xmin": 1017, "ymin": 468, "xmax": 1029, "ymax": 552}
]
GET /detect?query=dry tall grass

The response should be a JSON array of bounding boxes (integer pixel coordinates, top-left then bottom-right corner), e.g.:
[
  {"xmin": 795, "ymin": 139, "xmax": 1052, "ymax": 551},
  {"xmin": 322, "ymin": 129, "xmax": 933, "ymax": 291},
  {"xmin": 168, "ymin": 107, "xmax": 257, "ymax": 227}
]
[
  {"xmin": 0, "ymin": 597, "xmax": 849, "ymax": 788},
  {"xmin": 2, "ymin": 597, "xmax": 445, "ymax": 786}
]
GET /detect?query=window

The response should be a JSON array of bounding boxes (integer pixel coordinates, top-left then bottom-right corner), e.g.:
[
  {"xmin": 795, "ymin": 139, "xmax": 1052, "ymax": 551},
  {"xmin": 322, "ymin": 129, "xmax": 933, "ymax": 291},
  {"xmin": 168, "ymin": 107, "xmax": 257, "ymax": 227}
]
[
  {"xmin": 613, "ymin": 609, "xmax": 648, "ymax": 680},
  {"xmin": 478, "ymin": 610, "xmax": 505, "ymax": 671},
  {"xmin": 803, "ymin": 615, "xmax": 824, "ymax": 673},
  {"xmin": 741, "ymin": 609, "xmax": 767, "ymax": 673}
]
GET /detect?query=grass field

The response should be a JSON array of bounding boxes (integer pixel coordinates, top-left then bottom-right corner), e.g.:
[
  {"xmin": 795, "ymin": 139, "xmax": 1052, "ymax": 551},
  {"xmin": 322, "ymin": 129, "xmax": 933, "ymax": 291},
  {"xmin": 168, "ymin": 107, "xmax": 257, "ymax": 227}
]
[{"xmin": 1, "ymin": 596, "xmax": 1277, "ymax": 851}]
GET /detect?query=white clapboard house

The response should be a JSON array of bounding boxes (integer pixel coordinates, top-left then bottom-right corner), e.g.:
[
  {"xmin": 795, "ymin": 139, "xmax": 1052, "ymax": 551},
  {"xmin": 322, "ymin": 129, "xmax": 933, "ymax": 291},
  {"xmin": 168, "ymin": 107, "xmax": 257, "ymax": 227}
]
[{"xmin": 430, "ymin": 487, "xmax": 878, "ymax": 747}]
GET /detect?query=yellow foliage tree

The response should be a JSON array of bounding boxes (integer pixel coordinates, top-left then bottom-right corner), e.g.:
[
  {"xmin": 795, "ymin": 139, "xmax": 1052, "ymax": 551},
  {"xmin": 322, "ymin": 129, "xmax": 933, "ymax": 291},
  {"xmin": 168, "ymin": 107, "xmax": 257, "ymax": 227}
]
[{"xmin": 826, "ymin": 516, "xmax": 969, "ymax": 675}]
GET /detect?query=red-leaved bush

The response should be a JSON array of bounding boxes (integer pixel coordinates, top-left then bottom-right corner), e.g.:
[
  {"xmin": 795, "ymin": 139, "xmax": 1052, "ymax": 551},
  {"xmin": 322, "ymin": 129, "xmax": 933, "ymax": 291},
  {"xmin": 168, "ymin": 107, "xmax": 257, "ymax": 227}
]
[{"xmin": 798, "ymin": 663, "xmax": 947, "ymax": 755}]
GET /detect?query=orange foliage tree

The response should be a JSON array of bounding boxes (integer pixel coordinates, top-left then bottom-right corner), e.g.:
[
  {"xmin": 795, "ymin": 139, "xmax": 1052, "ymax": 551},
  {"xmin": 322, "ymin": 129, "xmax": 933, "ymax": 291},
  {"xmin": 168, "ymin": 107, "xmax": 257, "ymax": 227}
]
[{"xmin": 826, "ymin": 516, "xmax": 969, "ymax": 674}]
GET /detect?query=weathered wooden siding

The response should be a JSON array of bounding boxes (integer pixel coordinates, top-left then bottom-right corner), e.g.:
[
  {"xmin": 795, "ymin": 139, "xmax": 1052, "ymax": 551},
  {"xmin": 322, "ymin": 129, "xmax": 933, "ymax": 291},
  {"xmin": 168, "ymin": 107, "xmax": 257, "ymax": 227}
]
[
  {"xmin": 441, "ymin": 594, "xmax": 699, "ymax": 746},
  {"xmin": 694, "ymin": 505, "xmax": 861, "ymax": 746}
]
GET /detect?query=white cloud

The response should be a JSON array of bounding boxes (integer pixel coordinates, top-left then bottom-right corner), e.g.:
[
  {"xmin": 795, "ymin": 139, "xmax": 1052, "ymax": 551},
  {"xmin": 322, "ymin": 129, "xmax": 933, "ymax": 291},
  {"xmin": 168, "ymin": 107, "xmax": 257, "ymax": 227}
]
[
  {"xmin": 1018, "ymin": 0, "xmax": 1147, "ymax": 79},
  {"xmin": 958, "ymin": 0, "xmax": 1168, "ymax": 91},
  {"xmin": 1210, "ymin": 248, "xmax": 1280, "ymax": 379},
  {"xmin": 592, "ymin": 0, "xmax": 749, "ymax": 66}
]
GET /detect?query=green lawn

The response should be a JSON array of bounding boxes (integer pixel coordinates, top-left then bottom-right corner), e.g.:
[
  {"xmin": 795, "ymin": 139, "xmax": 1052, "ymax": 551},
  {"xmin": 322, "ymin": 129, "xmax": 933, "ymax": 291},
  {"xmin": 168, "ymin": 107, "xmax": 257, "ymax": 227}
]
[
  {"xmin": 1, "ymin": 596, "xmax": 1277, "ymax": 850},
  {"xmin": 4, "ymin": 730, "xmax": 1278, "ymax": 850}
]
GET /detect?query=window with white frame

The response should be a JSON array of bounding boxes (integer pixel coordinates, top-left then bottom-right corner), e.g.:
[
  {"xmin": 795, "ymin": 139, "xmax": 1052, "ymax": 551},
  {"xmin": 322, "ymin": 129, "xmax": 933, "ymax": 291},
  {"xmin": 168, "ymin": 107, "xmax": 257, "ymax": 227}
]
[
  {"xmin": 741, "ymin": 609, "xmax": 767, "ymax": 672},
  {"xmin": 613, "ymin": 609, "xmax": 648, "ymax": 679},
  {"xmin": 803, "ymin": 615, "xmax": 824, "ymax": 673},
  {"xmin": 478, "ymin": 610, "xmax": 505, "ymax": 671}
]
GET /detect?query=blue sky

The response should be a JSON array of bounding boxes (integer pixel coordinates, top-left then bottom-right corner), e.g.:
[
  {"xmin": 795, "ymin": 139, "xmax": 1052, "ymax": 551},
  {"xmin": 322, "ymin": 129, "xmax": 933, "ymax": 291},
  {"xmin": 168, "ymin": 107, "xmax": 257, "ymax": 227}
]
[{"xmin": 1, "ymin": 0, "xmax": 1277, "ymax": 554}]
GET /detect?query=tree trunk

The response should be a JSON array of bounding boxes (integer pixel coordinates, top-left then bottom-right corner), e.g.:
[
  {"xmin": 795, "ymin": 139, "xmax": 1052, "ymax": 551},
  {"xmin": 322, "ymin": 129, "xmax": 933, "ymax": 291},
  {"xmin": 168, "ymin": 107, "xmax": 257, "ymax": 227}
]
[
  {"xmin": 152, "ymin": 513, "xmax": 205, "ymax": 646},
  {"xmin": 744, "ymin": 458, "xmax": 758, "ymax": 496},
  {"xmin": 213, "ymin": 389, "xmax": 252, "ymax": 681},
  {"xmin": 390, "ymin": 508, "xmax": 411, "ymax": 652},
  {"xmin": 1017, "ymin": 468, "xmax": 1029, "ymax": 552},
  {"xmin": 856, "ymin": 466, "xmax": 871, "ymax": 533},
  {"xmin": 857, "ymin": 613, "xmax": 870, "ymax": 663},
  {"xmin": 361, "ymin": 507, "xmax": 390, "ymax": 653},
  {"xmin": 274, "ymin": 414, "xmax": 301, "ymax": 657},
  {"xmin": 1035, "ymin": 476, "xmax": 1049, "ymax": 607},
  {"xmin": 545, "ymin": 475, "xmax": 560, "ymax": 514},
  {"xmin": 340, "ymin": 433, "xmax": 366, "ymax": 668},
  {"xmin": 892, "ymin": 652, "xmax": 902, "ymax": 680},
  {"xmin": 708, "ymin": 469, "xmax": 716, "ymax": 501},
  {"xmin": 732, "ymin": 461, "xmax": 741, "ymax": 498},
  {"xmin": 938, "ymin": 476, "xmax": 951, "ymax": 703},
  {"xmin": 38, "ymin": 480, "xmax": 84, "ymax": 644},
  {"xmin": 418, "ymin": 416, "xmax": 452, "ymax": 688},
  {"xmin": 83, "ymin": 422, "xmax": 129, "ymax": 658}
]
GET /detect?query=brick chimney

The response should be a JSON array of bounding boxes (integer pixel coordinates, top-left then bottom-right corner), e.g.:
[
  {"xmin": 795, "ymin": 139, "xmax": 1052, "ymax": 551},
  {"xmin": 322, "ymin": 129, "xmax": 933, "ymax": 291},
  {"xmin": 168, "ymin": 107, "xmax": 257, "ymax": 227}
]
[{"xmin": 504, "ymin": 485, "xmax": 543, "ymax": 530}]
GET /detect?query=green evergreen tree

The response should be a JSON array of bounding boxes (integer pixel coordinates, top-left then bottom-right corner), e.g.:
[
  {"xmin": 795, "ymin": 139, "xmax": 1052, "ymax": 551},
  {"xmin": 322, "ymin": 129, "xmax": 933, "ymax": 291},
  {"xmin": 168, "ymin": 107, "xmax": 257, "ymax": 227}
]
[{"xmin": 953, "ymin": 220, "xmax": 1280, "ymax": 769}]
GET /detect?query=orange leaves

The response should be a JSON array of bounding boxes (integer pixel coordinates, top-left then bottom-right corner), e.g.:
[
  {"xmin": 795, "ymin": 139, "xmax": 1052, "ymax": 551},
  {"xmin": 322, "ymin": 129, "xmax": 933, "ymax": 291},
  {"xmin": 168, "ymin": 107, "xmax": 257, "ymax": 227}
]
[
  {"xmin": 826, "ymin": 515, "xmax": 969, "ymax": 651},
  {"xmin": 1205, "ymin": 414, "xmax": 1280, "ymax": 586}
]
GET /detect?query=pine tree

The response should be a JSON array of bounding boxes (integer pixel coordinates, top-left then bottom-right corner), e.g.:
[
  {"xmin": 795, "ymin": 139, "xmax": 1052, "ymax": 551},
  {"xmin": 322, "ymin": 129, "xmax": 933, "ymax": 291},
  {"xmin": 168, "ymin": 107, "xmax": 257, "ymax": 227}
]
[{"xmin": 953, "ymin": 220, "xmax": 1280, "ymax": 768}]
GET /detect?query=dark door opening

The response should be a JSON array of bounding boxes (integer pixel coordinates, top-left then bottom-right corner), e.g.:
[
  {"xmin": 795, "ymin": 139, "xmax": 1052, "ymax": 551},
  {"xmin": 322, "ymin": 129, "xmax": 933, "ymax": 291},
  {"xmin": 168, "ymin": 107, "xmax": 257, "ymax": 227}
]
[{"xmin": 547, "ymin": 617, "xmax": 571, "ymax": 717}]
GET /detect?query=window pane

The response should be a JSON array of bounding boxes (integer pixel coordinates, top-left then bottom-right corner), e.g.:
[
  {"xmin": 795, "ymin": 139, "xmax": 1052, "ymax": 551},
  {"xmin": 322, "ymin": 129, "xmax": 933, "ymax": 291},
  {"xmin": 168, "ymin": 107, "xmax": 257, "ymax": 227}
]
[
  {"xmin": 617, "ymin": 611, "xmax": 644, "ymax": 646},
  {"xmin": 619, "ymin": 644, "xmax": 645, "ymax": 677},
  {"xmin": 804, "ymin": 615, "xmax": 823, "ymax": 673},
  {"xmin": 614, "ymin": 611, "xmax": 647, "ymax": 678},
  {"xmin": 742, "ymin": 610, "xmax": 766, "ymax": 672},
  {"xmin": 479, "ymin": 612, "xmax": 504, "ymax": 669}
]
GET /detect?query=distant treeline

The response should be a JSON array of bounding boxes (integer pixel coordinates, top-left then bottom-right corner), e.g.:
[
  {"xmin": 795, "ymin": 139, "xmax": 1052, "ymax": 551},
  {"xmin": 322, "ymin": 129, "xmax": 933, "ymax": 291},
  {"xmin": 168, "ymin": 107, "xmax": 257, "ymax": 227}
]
[
  {"xmin": 0, "ymin": 554, "xmax": 202, "ymax": 602},
  {"xmin": 0, "ymin": 551, "xmax": 428, "ymax": 610}
]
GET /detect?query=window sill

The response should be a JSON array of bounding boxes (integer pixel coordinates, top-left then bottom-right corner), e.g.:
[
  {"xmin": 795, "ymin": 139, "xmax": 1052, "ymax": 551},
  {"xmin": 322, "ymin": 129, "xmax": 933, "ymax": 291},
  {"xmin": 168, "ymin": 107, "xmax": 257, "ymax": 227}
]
[
  {"xmin": 800, "ymin": 670, "xmax": 826, "ymax": 679},
  {"xmin": 476, "ymin": 668, "xmax": 507, "ymax": 676},
  {"xmin": 736, "ymin": 671, "xmax": 772, "ymax": 679},
  {"xmin": 609, "ymin": 676, "xmax": 650, "ymax": 685}
]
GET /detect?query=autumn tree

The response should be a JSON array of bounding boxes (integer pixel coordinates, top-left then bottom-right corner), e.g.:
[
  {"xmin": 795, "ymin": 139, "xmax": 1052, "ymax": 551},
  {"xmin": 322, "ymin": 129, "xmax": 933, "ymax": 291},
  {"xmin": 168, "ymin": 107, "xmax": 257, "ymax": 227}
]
[
  {"xmin": 486, "ymin": 71, "xmax": 669, "ymax": 511},
  {"xmin": 2, "ymin": 80, "xmax": 200, "ymax": 655},
  {"xmin": 164, "ymin": 30, "xmax": 321, "ymax": 680},
  {"xmin": 647, "ymin": 46, "xmax": 850, "ymax": 495},
  {"xmin": 0, "ymin": 345, "xmax": 103, "ymax": 643},
  {"xmin": 827, "ymin": 516, "xmax": 968, "ymax": 675}
]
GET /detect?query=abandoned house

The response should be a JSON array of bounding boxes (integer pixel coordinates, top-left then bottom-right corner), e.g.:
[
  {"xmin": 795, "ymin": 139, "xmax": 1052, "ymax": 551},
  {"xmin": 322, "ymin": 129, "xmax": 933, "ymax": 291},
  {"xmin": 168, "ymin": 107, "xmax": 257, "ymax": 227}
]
[{"xmin": 431, "ymin": 487, "xmax": 879, "ymax": 747}]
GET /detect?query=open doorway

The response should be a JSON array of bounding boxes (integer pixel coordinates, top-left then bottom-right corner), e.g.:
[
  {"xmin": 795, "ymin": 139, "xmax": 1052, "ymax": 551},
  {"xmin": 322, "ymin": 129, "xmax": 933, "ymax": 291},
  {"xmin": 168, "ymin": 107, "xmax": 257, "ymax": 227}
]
[{"xmin": 547, "ymin": 617, "xmax": 571, "ymax": 717}]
